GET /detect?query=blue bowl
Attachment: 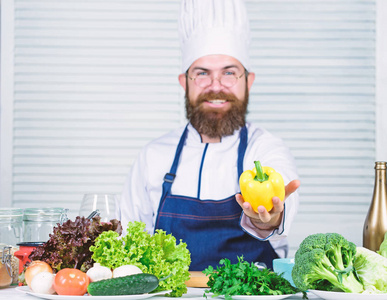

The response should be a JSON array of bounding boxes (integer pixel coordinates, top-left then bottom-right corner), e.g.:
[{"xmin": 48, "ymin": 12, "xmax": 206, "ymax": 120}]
[{"xmin": 273, "ymin": 258, "xmax": 295, "ymax": 287}]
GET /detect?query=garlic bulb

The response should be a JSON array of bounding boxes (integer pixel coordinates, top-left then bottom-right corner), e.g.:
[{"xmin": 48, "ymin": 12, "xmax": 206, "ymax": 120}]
[{"xmin": 86, "ymin": 263, "xmax": 112, "ymax": 282}]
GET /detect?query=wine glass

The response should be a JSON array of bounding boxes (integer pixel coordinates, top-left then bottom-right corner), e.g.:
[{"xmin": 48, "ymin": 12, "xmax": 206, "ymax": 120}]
[{"xmin": 79, "ymin": 194, "xmax": 117, "ymax": 222}]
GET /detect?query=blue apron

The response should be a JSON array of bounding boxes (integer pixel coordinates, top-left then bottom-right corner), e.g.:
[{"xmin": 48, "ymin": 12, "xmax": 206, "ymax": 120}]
[{"xmin": 154, "ymin": 125, "xmax": 278, "ymax": 270}]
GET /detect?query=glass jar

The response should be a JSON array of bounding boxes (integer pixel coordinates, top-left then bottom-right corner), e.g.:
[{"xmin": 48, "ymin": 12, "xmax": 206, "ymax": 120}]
[
  {"xmin": 23, "ymin": 208, "xmax": 68, "ymax": 243},
  {"xmin": 0, "ymin": 245, "xmax": 12, "ymax": 288},
  {"xmin": 0, "ymin": 208, "xmax": 23, "ymax": 246}
]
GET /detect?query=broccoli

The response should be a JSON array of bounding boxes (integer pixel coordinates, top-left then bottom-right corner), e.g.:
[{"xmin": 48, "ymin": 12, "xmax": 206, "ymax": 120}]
[{"xmin": 291, "ymin": 233, "xmax": 364, "ymax": 293}]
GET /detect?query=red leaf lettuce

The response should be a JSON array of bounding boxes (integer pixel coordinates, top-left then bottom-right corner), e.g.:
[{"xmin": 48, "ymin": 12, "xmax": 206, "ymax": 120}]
[{"xmin": 29, "ymin": 216, "xmax": 122, "ymax": 272}]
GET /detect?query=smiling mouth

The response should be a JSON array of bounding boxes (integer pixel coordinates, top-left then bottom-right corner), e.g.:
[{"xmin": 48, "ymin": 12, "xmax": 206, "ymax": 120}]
[{"xmin": 206, "ymin": 100, "xmax": 227, "ymax": 104}]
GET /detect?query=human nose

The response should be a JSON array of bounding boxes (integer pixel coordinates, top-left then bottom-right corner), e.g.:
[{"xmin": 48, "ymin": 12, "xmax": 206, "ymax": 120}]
[{"xmin": 208, "ymin": 76, "xmax": 223, "ymax": 91}]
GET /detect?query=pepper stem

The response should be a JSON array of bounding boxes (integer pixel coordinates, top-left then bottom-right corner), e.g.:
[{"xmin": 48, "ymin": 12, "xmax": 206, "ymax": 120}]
[{"xmin": 254, "ymin": 160, "xmax": 269, "ymax": 182}]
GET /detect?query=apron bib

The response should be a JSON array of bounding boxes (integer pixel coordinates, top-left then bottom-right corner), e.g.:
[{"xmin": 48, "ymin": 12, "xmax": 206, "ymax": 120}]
[{"xmin": 154, "ymin": 125, "xmax": 278, "ymax": 270}]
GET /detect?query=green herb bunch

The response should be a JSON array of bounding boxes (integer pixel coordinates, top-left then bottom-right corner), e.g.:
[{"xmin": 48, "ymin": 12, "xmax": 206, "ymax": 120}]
[{"xmin": 203, "ymin": 256, "xmax": 306, "ymax": 300}]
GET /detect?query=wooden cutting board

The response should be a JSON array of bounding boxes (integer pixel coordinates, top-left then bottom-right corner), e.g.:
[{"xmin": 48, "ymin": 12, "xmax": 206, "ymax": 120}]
[{"xmin": 185, "ymin": 271, "xmax": 209, "ymax": 287}]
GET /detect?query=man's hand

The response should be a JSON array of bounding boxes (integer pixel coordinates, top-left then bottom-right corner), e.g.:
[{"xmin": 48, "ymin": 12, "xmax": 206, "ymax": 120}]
[{"xmin": 236, "ymin": 179, "xmax": 300, "ymax": 231}]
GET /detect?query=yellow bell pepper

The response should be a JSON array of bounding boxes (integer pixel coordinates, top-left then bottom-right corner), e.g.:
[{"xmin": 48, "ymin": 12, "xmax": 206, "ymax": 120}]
[{"xmin": 239, "ymin": 160, "xmax": 285, "ymax": 212}]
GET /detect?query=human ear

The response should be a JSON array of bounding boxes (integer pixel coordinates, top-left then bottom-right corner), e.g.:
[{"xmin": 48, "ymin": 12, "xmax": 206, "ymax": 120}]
[
  {"xmin": 247, "ymin": 72, "xmax": 255, "ymax": 91},
  {"xmin": 178, "ymin": 73, "xmax": 187, "ymax": 91}
]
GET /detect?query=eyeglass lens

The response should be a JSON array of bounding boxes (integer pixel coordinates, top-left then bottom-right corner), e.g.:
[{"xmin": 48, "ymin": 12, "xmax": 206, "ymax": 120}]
[{"xmin": 196, "ymin": 76, "xmax": 237, "ymax": 88}]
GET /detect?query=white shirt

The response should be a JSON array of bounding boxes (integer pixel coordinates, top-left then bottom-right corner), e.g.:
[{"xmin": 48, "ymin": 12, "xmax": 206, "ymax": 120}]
[{"xmin": 117, "ymin": 122, "xmax": 299, "ymax": 258}]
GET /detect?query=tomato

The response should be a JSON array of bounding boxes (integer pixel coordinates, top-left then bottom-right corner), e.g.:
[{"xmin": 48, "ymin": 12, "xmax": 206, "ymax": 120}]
[{"xmin": 54, "ymin": 268, "xmax": 89, "ymax": 296}]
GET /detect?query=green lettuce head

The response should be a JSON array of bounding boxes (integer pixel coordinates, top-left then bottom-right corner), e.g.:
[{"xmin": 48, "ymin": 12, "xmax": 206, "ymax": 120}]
[
  {"xmin": 377, "ymin": 232, "xmax": 387, "ymax": 258},
  {"xmin": 90, "ymin": 221, "xmax": 191, "ymax": 297},
  {"xmin": 354, "ymin": 246, "xmax": 387, "ymax": 293}
]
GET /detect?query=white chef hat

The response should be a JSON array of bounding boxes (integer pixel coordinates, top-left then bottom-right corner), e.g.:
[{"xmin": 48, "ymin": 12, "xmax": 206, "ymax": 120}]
[{"xmin": 178, "ymin": 0, "xmax": 252, "ymax": 73}]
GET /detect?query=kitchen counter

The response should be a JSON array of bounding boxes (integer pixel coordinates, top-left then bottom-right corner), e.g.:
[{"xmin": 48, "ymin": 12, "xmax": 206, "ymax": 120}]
[{"xmin": 0, "ymin": 285, "xmax": 321, "ymax": 300}]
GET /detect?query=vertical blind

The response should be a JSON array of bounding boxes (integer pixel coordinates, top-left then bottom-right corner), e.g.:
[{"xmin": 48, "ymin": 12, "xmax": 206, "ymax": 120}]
[{"xmin": 3, "ymin": 0, "xmax": 376, "ymax": 255}]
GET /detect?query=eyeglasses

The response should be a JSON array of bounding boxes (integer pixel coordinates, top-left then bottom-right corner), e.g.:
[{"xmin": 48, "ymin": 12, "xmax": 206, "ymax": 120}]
[{"xmin": 186, "ymin": 70, "xmax": 247, "ymax": 88}]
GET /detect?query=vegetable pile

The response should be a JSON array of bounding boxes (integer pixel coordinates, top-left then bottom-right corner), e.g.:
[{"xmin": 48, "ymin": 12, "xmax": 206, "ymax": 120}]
[
  {"xmin": 29, "ymin": 216, "xmax": 122, "ymax": 272},
  {"xmin": 23, "ymin": 218, "xmax": 190, "ymax": 297},
  {"xmin": 292, "ymin": 232, "xmax": 387, "ymax": 294},
  {"xmin": 90, "ymin": 221, "xmax": 191, "ymax": 297},
  {"xmin": 203, "ymin": 256, "xmax": 305, "ymax": 300}
]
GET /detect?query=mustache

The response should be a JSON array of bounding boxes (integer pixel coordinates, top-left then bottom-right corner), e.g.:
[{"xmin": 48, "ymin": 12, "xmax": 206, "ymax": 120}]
[{"xmin": 196, "ymin": 91, "xmax": 239, "ymax": 104}]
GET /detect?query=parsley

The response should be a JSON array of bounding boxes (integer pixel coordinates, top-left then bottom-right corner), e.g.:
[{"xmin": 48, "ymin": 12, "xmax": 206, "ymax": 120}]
[{"xmin": 203, "ymin": 256, "xmax": 307, "ymax": 300}]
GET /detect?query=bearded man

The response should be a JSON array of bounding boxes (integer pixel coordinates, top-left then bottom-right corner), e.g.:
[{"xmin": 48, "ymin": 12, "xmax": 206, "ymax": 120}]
[{"xmin": 117, "ymin": 0, "xmax": 300, "ymax": 271}]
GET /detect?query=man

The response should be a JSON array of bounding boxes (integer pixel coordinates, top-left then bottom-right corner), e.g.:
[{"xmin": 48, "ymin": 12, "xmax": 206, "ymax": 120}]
[{"xmin": 117, "ymin": 0, "xmax": 300, "ymax": 271}]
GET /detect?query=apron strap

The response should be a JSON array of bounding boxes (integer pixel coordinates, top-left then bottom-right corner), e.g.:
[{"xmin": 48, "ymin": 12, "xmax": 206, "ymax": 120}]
[
  {"xmin": 160, "ymin": 124, "xmax": 247, "ymax": 207},
  {"xmin": 160, "ymin": 124, "xmax": 189, "ymax": 202},
  {"xmin": 237, "ymin": 125, "xmax": 248, "ymax": 178}
]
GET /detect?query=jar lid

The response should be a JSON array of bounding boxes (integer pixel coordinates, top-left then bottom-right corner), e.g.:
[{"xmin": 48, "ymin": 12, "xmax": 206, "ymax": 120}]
[
  {"xmin": 17, "ymin": 242, "xmax": 45, "ymax": 247},
  {"xmin": 0, "ymin": 243, "xmax": 10, "ymax": 253},
  {"xmin": 0, "ymin": 208, "xmax": 23, "ymax": 217},
  {"xmin": 0, "ymin": 208, "xmax": 23, "ymax": 222},
  {"xmin": 23, "ymin": 208, "xmax": 66, "ymax": 221}
]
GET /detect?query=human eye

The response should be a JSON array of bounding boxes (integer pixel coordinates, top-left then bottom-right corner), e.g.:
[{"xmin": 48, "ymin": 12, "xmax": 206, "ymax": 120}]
[
  {"xmin": 223, "ymin": 70, "xmax": 236, "ymax": 76},
  {"xmin": 196, "ymin": 70, "xmax": 209, "ymax": 77}
]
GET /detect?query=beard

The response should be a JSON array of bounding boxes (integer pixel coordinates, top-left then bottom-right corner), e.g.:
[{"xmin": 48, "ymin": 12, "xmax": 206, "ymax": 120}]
[{"xmin": 185, "ymin": 86, "xmax": 249, "ymax": 139}]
